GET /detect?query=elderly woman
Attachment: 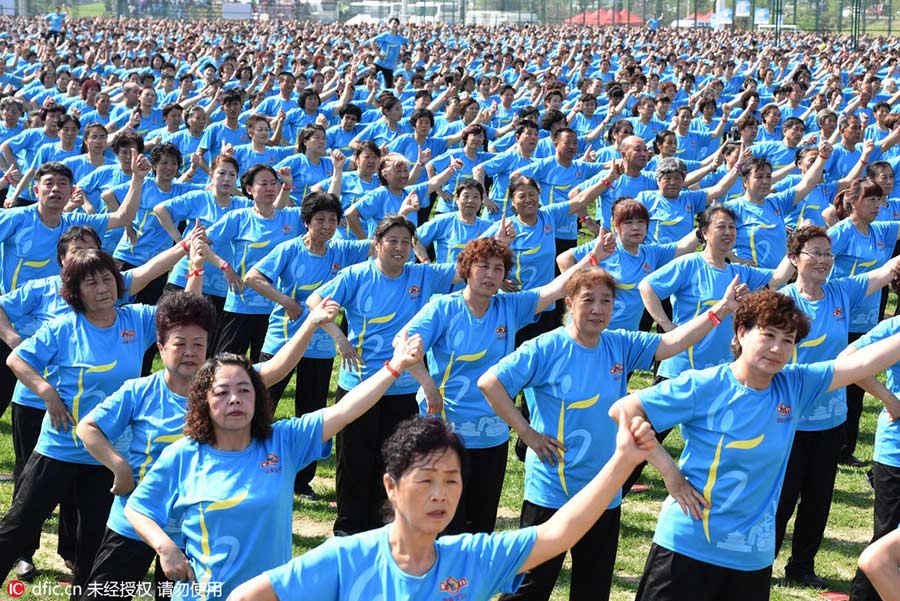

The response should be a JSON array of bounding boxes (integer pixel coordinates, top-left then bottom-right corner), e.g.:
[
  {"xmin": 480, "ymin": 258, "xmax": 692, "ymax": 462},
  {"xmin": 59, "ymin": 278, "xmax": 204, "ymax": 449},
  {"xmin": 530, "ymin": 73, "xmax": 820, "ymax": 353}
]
[
  {"xmin": 478, "ymin": 267, "xmax": 745, "ymax": 601},
  {"xmin": 611, "ymin": 289, "xmax": 900, "ymax": 600},
  {"xmin": 0, "ymin": 249, "xmax": 160, "ymax": 592},
  {"xmin": 124, "ymin": 330, "xmax": 427, "ymax": 601},
  {"xmin": 228, "ymin": 411, "xmax": 657, "ymax": 601}
]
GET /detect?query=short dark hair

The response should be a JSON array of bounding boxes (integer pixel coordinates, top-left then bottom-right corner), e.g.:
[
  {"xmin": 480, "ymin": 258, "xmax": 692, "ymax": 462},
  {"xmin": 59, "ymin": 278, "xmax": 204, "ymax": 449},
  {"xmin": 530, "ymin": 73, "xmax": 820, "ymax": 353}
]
[
  {"xmin": 456, "ymin": 238, "xmax": 512, "ymax": 282},
  {"xmin": 60, "ymin": 249, "xmax": 126, "ymax": 313},
  {"xmin": 300, "ymin": 191, "xmax": 343, "ymax": 224},
  {"xmin": 787, "ymin": 224, "xmax": 830, "ymax": 258},
  {"xmin": 111, "ymin": 131, "xmax": 145, "ymax": 154},
  {"xmin": 339, "ymin": 103, "xmax": 362, "ymax": 119},
  {"xmin": 35, "ymin": 162, "xmax": 74, "ymax": 186},
  {"xmin": 382, "ymin": 415, "xmax": 465, "ymax": 485},
  {"xmin": 374, "ymin": 214, "xmax": 416, "ymax": 242},
  {"xmin": 730, "ymin": 290, "xmax": 810, "ymax": 358},
  {"xmin": 155, "ymin": 291, "xmax": 217, "ymax": 345},
  {"xmin": 184, "ymin": 353, "xmax": 273, "ymax": 444},
  {"xmin": 149, "ymin": 142, "xmax": 182, "ymax": 172},
  {"xmin": 240, "ymin": 164, "xmax": 279, "ymax": 197},
  {"xmin": 57, "ymin": 226, "xmax": 101, "ymax": 266}
]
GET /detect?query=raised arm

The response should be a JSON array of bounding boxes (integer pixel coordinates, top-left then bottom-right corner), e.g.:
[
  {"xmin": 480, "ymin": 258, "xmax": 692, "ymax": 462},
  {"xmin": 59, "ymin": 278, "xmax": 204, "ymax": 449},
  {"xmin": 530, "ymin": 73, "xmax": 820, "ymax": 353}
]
[
  {"xmin": 256, "ymin": 299, "xmax": 340, "ymax": 387},
  {"xmin": 830, "ymin": 329, "xmax": 900, "ymax": 391},
  {"xmin": 106, "ymin": 149, "xmax": 152, "ymax": 230}
]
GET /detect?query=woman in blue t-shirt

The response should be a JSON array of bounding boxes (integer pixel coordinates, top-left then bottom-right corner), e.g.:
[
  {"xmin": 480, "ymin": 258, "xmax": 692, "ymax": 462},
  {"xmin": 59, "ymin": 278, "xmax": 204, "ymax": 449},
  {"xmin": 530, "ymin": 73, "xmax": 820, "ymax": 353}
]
[
  {"xmin": 0, "ymin": 249, "xmax": 159, "ymax": 592},
  {"xmin": 612, "ymin": 289, "xmax": 900, "ymax": 601},
  {"xmin": 776, "ymin": 225, "xmax": 900, "ymax": 588},
  {"xmin": 826, "ymin": 178, "xmax": 900, "ymax": 466},
  {"xmin": 124, "ymin": 330, "xmax": 429, "ymax": 601},
  {"xmin": 228, "ymin": 410, "xmax": 657, "ymax": 601},
  {"xmin": 478, "ymin": 266, "xmax": 744, "ymax": 601}
]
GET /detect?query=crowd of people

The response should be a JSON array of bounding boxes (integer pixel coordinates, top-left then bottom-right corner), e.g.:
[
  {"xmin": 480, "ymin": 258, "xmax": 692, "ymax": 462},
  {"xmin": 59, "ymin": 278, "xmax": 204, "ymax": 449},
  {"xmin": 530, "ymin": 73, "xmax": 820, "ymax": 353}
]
[{"xmin": 1, "ymin": 9, "xmax": 900, "ymax": 601}]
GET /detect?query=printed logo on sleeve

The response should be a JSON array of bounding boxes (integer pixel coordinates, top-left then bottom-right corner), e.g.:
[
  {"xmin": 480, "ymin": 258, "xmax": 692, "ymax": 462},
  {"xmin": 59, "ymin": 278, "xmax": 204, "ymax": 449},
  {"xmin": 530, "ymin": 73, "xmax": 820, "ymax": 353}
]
[
  {"xmin": 439, "ymin": 576, "xmax": 468, "ymax": 595},
  {"xmin": 776, "ymin": 402, "xmax": 793, "ymax": 423}
]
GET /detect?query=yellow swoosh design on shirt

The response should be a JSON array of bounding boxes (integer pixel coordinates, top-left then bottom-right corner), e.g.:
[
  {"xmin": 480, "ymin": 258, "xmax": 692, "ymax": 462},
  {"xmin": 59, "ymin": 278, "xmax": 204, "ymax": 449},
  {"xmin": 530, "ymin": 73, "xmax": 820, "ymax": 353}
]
[
  {"xmin": 654, "ymin": 217, "xmax": 682, "ymax": 241},
  {"xmin": 437, "ymin": 349, "xmax": 488, "ymax": 416},
  {"xmin": 356, "ymin": 312, "xmax": 396, "ymax": 377},
  {"xmin": 199, "ymin": 490, "xmax": 249, "ymax": 600},
  {"xmin": 131, "ymin": 210, "xmax": 156, "ymax": 250},
  {"xmin": 10, "ymin": 258, "xmax": 51, "ymax": 290},
  {"xmin": 71, "ymin": 361, "xmax": 118, "ymax": 445},
  {"xmin": 701, "ymin": 434, "xmax": 764, "ymax": 542},
  {"xmin": 850, "ymin": 258, "xmax": 877, "ymax": 276},
  {"xmin": 238, "ymin": 241, "xmax": 271, "ymax": 302},
  {"xmin": 791, "ymin": 333, "xmax": 827, "ymax": 363},
  {"xmin": 137, "ymin": 433, "xmax": 184, "ymax": 481},
  {"xmin": 515, "ymin": 245, "xmax": 542, "ymax": 284},
  {"xmin": 556, "ymin": 393, "xmax": 600, "ymax": 496},
  {"xmin": 687, "ymin": 300, "xmax": 720, "ymax": 368},
  {"xmin": 749, "ymin": 224, "xmax": 776, "ymax": 266}
]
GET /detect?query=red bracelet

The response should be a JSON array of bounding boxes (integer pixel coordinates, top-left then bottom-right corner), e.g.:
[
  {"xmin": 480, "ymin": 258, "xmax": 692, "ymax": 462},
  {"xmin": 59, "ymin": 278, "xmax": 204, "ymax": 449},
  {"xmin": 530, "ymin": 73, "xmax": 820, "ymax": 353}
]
[
  {"xmin": 220, "ymin": 261, "xmax": 231, "ymax": 272},
  {"xmin": 601, "ymin": 179, "xmax": 613, "ymax": 189},
  {"xmin": 180, "ymin": 240, "xmax": 189, "ymax": 253},
  {"xmin": 383, "ymin": 360, "xmax": 401, "ymax": 378},
  {"xmin": 187, "ymin": 268, "xmax": 204, "ymax": 278},
  {"xmin": 707, "ymin": 310, "xmax": 721, "ymax": 326},
  {"xmin": 588, "ymin": 252, "xmax": 598, "ymax": 266}
]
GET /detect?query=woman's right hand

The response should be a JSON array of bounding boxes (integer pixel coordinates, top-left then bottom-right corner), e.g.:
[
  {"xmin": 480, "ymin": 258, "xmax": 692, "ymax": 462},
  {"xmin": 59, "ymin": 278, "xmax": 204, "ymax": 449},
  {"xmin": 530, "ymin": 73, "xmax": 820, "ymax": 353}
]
[
  {"xmin": 391, "ymin": 331, "xmax": 424, "ymax": 371},
  {"xmin": 46, "ymin": 394, "xmax": 75, "ymax": 433},
  {"xmin": 159, "ymin": 543, "xmax": 195, "ymax": 583},
  {"xmin": 110, "ymin": 464, "xmax": 136, "ymax": 496},
  {"xmin": 519, "ymin": 426, "xmax": 565, "ymax": 466}
]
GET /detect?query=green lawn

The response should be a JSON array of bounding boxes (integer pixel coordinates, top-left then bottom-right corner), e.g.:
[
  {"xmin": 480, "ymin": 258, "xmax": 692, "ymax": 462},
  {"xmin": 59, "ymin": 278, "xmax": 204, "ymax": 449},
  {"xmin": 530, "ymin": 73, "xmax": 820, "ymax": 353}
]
[{"xmin": 0, "ymin": 359, "xmax": 884, "ymax": 600}]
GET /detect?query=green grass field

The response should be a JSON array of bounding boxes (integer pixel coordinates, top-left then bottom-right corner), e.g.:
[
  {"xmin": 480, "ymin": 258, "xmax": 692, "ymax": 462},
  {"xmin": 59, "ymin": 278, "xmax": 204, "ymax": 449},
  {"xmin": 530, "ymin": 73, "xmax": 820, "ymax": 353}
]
[{"xmin": 0, "ymin": 359, "xmax": 886, "ymax": 600}]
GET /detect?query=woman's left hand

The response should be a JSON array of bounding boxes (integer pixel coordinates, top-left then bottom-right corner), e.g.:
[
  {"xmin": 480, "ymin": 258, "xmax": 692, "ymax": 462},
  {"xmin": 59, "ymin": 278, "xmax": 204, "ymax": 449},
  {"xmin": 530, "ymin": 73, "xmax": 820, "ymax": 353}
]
[
  {"xmin": 277, "ymin": 166, "xmax": 293, "ymax": 189},
  {"xmin": 392, "ymin": 331, "xmax": 424, "ymax": 371},
  {"xmin": 722, "ymin": 274, "xmax": 749, "ymax": 312},
  {"xmin": 592, "ymin": 231, "xmax": 617, "ymax": 262},
  {"xmin": 663, "ymin": 470, "xmax": 710, "ymax": 520}
]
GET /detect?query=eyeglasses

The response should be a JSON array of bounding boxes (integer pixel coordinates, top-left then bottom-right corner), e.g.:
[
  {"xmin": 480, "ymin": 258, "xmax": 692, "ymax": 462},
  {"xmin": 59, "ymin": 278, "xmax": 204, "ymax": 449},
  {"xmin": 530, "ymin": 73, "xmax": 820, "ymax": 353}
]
[{"xmin": 800, "ymin": 251, "xmax": 834, "ymax": 260}]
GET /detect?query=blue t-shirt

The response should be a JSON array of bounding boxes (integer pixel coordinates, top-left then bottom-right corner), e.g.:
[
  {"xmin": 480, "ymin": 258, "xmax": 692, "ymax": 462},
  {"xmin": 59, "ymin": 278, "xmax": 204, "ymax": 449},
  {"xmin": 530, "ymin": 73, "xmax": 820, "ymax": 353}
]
[
  {"xmin": 88, "ymin": 371, "xmax": 187, "ymax": 544},
  {"xmin": 416, "ymin": 212, "xmax": 491, "ymax": 280},
  {"xmin": 476, "ymin": 149, "xmax": 534, "ymax": 222},
  {"xmin": 571, "ymin": 239, "xmax": 678, "ymax": 331},
  {"xmin": 126, "ymin": 414, "xmax": 332, "ymax": 601},
  {"xmin": 828, "ymin": 219, "xmax": 899, "ymax": 332},
  {"xmin": 199, "ymin": 121, "xmax": 250, "ymax": 163},
  {"xmin": 646, "ymin": 254, "xmax": 773, "ymax": 378},
  {"xmin": 15, "ymin": 304, "xmax": 157, "ymax": 464},
  {"xmin": 516, "ymin": 157, "xmax": 604, "ymax": 240},
  {"xmin": 111, "ymin": 179, "xmax": 203, "ymax": 266},
  {"xmin": 315, "ymin": 261, "xmax": 455, "ymax": 395},
  {"xmin": 231, "ymin": 144, "xmax": 293, "ymax": 176},
  {"xmin": 780, "ymin": 275, "xmax": 869, "ymax": 430},
  {"xmin": 207, "ymin": 207, "xmax": 306, "ymax": 314},
  {"xmin": 585, "ymin": 170, "xmax": 658, "ymax": 230},
  {"xmin": 372, "ymin": 32, "xmax": 409, "ymax": 70},
  {"xmin": 784, "ymin": 183, "xmax": 836, "ymax": 230},
  {"xmin": 639, "ymin": 361, "xmax": 834, "ymax": 571},
  {"xmin": 0, "ymin": 207, "xmax": 110, "ymax": 293},
  {"xmin": 493, "ymin": 327, "xmax": 659, "ymax": 509},
  {"xmin": 76, "ymin": 166, "xmax": 131, "ymax": 252},
  {"xmin": 161, "ymin": 191, "xmax": 253, "ymax": 297},
  {"xmin": 853, "ymin": 316, "xmax": 900, "ymax": 468},
  {"xmin": 635, "ymin": 190, "xmax": 708, "ymax": 244},
  {"xmin": 407, "ymin": 290, "xmax": 539, "ymax": 448},
  {"xmin": 265, "ymin": 524, "xmax": 535, "ymax": 600},
  {"xmin": 255, "ymin": 238, "xmax": 370, "ymax": 357},
  {"xmin": 429, "ymin": 150, "xmax": 494, "ymax": 214},
  {"xmin": 724, "ymin": 190, "xmax": 794, "ymax": 269},
  {"xmin": 481, "ymin": 204, "xmax": 570, "ymax": 299},
  {"xmin": 274, "ymin": 153, "xmax": 334, "ymax": 204},
  {"xmin": 354, "ymin": 182, "xmax": 429, "ymax": 237}
]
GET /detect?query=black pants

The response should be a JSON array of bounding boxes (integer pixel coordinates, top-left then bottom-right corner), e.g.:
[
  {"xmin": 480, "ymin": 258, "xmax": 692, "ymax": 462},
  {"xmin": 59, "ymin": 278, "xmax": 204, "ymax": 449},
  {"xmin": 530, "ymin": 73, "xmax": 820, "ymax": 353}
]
[
  {"xmin": 12, "ymin": 404, "xmax": 77, "ymax": 562},
  {"xmin": 259, "ymin": 352, "xmax": 333, "ymax": 492},
  {"xmin": 842, "ymin": 332, "xmax": 866, "ymax": 460},
  {"xmin": 163, "ymin": 283, "xmax": 226, "ymax": 325},
  {"xmin": 0, "ymin": 340, "xmax": 16, "ymax": 417},
  {"xmin": 213, "ymin": 312, "xmax": 269, "ymax": 362},
  {"xmin": 82, "ymin": 528, "xmax": 172, "ymax": 601},
  {"xmin": 0, "ymin": 453, "xmax": 114, "ymax": 598},
  {"xmin": 850, "ymin": 461, "xmax": 900, "ymax": 601},
  {"xmin": 445, "ymin": 441, "xmax": 508, "ymax": 535},
  {"xmin": 774, "ymin": 425, "xmax": 843, "ymax": 577},
  {"xmin": 635, "ymin": 543, "xmax": 773, "ymax": 601},
  {"xmin": 333, "ymin": 387, "xmax": 417, "ymax": 535},
  {"xmin": 500, "ymin": 502, "xmax": 620, "ymax": 601},
  {"xmin": 375, "ymin": 64, "xmax": 394, "ymax": 88}
]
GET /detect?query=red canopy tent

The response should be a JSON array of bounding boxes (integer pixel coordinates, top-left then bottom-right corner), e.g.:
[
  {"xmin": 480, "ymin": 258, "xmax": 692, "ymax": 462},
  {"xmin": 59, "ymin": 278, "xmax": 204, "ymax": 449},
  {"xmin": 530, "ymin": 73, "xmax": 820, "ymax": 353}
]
[{"xmin": 565, "ymin": 8, "xmax": 644, "ymax": 25}]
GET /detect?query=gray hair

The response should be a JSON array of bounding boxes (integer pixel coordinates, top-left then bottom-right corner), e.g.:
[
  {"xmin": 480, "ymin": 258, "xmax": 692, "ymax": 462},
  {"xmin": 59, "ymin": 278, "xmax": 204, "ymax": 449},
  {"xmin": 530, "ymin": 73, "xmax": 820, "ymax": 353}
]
[{"xmin": 656, "ymin": 157, "xmax": 687, "ymax": 179}]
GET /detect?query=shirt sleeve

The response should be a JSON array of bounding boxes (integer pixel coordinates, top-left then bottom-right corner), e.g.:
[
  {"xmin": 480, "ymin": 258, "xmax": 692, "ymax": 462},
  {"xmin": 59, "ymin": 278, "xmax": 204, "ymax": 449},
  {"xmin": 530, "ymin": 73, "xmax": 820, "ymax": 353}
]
[
  {"xmin": 281, "ymin": 409, "xmax": 333, "ymax": 471},
  {"xmin": 492, "ymin": 337, "xmax": 545, "ymax": 399},
  {"xmin": 125, "ymin": 444, "xmax": 182, "ymax": 530},
  {"xmin": 14, "ymin": 317, "xmax": 61, "ymax": 373},
  {"xmin": 460, "ymin": 528, "xmax": 538, "ymax": 596},
  {"xmin": 253, "ymin": 241, "xmax": 293, "ymax": 283},
  {"xmin": 637, "ymin": 371, "xmax": 699, "ymax": 432},
  {"xmin": 314, "ymin": 268, "xmax": 351, "ymax": 306},
  {"xmin": 88, "ymin": 379, "xmax": 138, "ymax": 442},
  {"xmin": 265, "ymin": 539, "xmax": 341, "ymax": 600},
  {"xmin": 405, "ymin": 297, "xmax": 443, "ymax": 349},
  {"xmin": 0, "ymin": 278, "xmax": 43, "ymax": 323}
]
